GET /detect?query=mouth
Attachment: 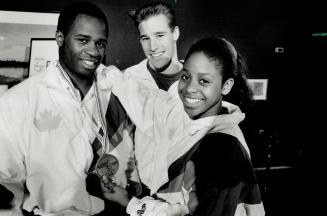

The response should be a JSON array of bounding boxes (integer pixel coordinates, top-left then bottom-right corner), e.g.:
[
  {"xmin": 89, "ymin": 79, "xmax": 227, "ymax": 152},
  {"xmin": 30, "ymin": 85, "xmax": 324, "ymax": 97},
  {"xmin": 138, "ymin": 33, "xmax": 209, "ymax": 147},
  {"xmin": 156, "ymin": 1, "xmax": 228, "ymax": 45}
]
[
  {"xmin": 150, "ymin": 51, "xmax": 164, "ymax": 58},
  {"xmin": 182, "ymin": 96, "xmax": 203, "ymax": 106},
  {"xmin": 82, "ymin": 59, "xmax": 99, "ymax": 69}
]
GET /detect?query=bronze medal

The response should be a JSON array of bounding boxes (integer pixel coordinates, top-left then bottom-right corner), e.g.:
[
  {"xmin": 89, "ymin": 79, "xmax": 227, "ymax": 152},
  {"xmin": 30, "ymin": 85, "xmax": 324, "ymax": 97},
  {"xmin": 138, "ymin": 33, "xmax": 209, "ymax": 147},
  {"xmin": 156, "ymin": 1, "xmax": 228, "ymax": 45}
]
[{"xmin": 95, "ymin": 153, "xmax": 119, "ymax": 190}]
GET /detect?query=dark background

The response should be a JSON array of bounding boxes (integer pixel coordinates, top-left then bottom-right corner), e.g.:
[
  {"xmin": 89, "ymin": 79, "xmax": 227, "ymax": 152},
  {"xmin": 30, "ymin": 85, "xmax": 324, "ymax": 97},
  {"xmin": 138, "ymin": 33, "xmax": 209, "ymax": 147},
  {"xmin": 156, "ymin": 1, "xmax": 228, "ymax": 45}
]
[{"xmin": 1, "ymin": 0, "xmax": 318, "ymax": 215}]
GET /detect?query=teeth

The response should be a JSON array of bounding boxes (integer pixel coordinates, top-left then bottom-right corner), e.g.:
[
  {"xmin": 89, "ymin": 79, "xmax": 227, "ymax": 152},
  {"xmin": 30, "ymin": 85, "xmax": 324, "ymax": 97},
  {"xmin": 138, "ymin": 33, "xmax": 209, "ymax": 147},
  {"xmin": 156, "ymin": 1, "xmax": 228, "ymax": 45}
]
[
  {"xmin": 185, "ymin": 97, "xmax": 201, "ymax": 104},
  {"xmin": 151, "ymin": 52, "xmax": 162, "ymax": 57},
  {"xmin": 83, "ymin": 60, "xmax": 95, "ymax": 66}
]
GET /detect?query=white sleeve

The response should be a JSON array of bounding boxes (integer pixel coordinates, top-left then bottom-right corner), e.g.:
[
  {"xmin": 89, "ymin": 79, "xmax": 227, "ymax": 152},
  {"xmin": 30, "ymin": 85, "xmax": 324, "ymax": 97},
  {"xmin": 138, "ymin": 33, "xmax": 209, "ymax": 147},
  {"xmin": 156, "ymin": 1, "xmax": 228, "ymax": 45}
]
[
  {"xmin": 0, "ymin": 94, "xmax": 27, "ymax": 215},
  {"xmin": 126, "ymin": 196, "xmax": 188, "ymax": 216},
  {"xmin": 112, "ymin": 79, "xmax": 179, "ymax": 137}
]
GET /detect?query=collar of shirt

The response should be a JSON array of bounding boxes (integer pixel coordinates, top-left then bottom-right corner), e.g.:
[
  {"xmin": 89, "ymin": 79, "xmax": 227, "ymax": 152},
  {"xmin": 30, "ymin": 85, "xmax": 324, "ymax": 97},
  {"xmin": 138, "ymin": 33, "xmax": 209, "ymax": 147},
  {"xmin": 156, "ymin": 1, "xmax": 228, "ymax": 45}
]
[
  {"xmin": 40, "ymin": 60, "xmax": 104, "ymax": 138},
  {"xmin": 183, "ymin": 101, "xmax": 245, "ymax": 136},
  {"xmin": 184, "ymin": 114, "xmax": 217, "ymax": 136}
]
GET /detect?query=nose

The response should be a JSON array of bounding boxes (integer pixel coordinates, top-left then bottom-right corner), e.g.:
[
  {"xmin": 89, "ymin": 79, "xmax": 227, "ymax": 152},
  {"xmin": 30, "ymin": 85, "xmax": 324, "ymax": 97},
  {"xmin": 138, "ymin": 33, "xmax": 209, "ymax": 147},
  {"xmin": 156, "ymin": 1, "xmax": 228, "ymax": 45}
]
[
  {"xmin": 86, "ymin": 42, "xmax": 100, "ymax": 57},
  {"xmin": 149, "ymin": 38, "xmax": 158, "ymax": 52},
  {"xmin": 183, "ymin": 79, "xmax": 197, "ymax": 93}
]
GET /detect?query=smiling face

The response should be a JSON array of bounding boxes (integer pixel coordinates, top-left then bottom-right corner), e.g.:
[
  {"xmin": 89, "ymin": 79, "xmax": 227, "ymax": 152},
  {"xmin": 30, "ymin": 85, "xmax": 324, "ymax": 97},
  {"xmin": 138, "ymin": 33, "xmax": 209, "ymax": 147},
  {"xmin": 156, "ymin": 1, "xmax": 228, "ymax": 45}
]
[
  {"xmin": 178, "ymin": 52, "xmax": 232, "ymax": 119},
  {"xmin": 138, "ymin": 14, "xmax": 179, "ymax": 71},
  {"xmin": 56, "ymin": 14, "xmax": 107, "ymax": 82}
]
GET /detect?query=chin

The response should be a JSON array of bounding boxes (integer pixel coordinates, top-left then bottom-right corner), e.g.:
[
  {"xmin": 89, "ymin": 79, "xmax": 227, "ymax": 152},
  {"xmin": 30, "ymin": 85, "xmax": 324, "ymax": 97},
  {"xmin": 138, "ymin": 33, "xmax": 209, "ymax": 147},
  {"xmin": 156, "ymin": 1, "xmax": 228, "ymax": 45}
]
[
  {"xmin": 78, "ymin": 70, "xmax": 95, "ymax": 79},
  {"xmin": 184, "ymin": 109, "xmax": 196, "ymax": 119},
  {"xmin": 152, "ymin": 60, "xmax": 169, "ymax": 69}
]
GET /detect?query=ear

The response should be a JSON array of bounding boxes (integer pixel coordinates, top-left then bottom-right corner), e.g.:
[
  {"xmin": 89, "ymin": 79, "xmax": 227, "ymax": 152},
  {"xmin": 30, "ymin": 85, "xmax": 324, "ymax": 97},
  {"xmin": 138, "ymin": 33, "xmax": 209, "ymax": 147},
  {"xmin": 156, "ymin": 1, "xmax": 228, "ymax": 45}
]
[
  {"xmin": 55, "ymin": 30, "xmax": 64, "ymax": 47},
  {"xmin": 172, "ymin": 26, "xmax": 180, "ymax": 41},
  {"xmin": 221, "ymin": 78, "xmax": 234, "ymax": 95}
]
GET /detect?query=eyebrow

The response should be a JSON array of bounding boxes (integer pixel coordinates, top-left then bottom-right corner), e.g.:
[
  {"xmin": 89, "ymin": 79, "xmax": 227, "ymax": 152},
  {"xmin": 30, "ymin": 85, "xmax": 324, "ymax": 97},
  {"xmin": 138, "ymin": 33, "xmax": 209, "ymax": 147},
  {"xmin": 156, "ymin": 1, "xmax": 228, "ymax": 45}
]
[
  {"xmin": 75, "ymin": 34, "xmax": 107, "ymax": 42},
  {"xmin": 139, "ymin": 34, "xmax": 148, "ymax": 39},
  {"xmin": 181, "ymin": 68, "xmax": 188, "ymax": 72},
  {"xmin": 182, "ymin": 68, "xmax": 213, "ymax": 77},
  {"xmin": 197, "ymin": 72, "xmax": 211, "ymax": 76},
  {"xmin": 154, "ymin": 31, "xmax": 167, "ymax": 35},
  {"xmin": 139, "ymin": 31, "xmax": 167, "ymax": 37},
  {"xmin": 75, "ymin": 34, "xmax": 90, "ymax": 38},
  {"xmin": 98, "ymin": 38, "xmax": 108, "ymax": 43}
]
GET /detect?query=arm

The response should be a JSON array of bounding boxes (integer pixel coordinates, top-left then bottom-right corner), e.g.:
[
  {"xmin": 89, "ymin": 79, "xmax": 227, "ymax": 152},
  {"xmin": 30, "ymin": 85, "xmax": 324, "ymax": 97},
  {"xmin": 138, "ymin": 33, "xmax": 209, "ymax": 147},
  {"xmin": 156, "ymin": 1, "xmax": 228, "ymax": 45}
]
[
  {"xmin": 103, "ymin": 189, "xmax": 187, "ymax": 216},
  {"xmin": 111, "ymin": 79, "xmax": 180, "ymax": 136},
  {"xmin": 101, "ymin": 178, "xmax": 188, "ymax": 216},
  {"xmin": 126, "ymin": 196, "xmax": 187, "ymax": 216},
  {"xmin": 0, "ymin": 94, "xmax": 27, "ymax": 215},
  {"xmin": 193, "ymin": 134, "xmax": 265, "ymax": 216}
]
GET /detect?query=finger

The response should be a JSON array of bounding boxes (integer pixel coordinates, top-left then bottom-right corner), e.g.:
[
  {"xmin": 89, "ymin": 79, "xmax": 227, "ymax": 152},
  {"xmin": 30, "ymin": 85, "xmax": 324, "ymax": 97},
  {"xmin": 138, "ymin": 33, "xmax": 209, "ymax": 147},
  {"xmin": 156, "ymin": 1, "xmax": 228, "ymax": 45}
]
[
  {"xmin": 101, "ymin": 180, "xmax": 110, "ymax": 192},
  {"xmin": 102, "ymin": 175, "xmax": 109, "ymax": 184},
  {"xmin": 103, "ymin": 190, "xmax": 115, "ymax": 201}
]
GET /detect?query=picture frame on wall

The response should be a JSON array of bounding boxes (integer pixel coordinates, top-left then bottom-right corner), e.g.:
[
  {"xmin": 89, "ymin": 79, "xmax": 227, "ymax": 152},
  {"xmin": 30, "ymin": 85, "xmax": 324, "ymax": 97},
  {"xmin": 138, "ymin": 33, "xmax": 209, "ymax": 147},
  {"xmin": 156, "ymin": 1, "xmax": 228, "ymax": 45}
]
[
  {"xmin": 0, "ymin": 10, "xmax": 59, "ymax": 80},
  {"xmin": 247, "ymin": 79, "xmax": 268, "ymax": 100},
  {"xmin": 28, "ymin": 38, "xmax": 58, "ymax": 77}
]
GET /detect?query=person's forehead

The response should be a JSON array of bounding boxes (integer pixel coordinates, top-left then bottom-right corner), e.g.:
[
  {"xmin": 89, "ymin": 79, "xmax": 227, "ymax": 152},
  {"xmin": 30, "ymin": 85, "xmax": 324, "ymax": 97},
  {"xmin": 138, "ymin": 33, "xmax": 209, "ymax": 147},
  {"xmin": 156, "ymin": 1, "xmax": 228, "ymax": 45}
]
[
  {"xmin": 70, "ymin": 14, "xmax": 102, "ymax": 29},
  {"xmin": 184, "ymin": 52, "xmax": 221, "ymax": 74},
  {"xmin": 139, "ymin": 14, "xmax": 170, "ymax": 30},
  {"xmin": 68, "ymin": 14, "xmax": 107, "ymax": 36}
]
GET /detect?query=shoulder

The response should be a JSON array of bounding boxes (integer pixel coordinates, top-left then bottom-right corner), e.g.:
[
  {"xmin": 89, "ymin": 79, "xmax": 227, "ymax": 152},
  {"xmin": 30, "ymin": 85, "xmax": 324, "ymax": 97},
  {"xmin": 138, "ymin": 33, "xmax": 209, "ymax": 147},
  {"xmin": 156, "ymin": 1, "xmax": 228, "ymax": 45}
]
[
  {"xmin": 0, "ymin": 76, "xmax": 43, "ymax": 129},
  {"xmin": 96, "ymin": 64, "xmax": 124, "ymax": 89},
  {"xmin": 1, "ymin": 75, "xmax": 41, "ymax": 103},
  {"xmin": 194, "ymin": 133, "xmax": 256, "ymax": 186},
  {"xmin": 123, "ymin": 59, "xmax": 147, "ymax": 75},
  {"xmin": 195, "ymin": 133, "xmax": 249, "ymax": 164},
  {"xmin": 201, "ymin": 133, "xmax": 240, "ymax": 151},
  {"xmin": 0, "ymin": 62, "xmax": 60, "ymax": 114}
]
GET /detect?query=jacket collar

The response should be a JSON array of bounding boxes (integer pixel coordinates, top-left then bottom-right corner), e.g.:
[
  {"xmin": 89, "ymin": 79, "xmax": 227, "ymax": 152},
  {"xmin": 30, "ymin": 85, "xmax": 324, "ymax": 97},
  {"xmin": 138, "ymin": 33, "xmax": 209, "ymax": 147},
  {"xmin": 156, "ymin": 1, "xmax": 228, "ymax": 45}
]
[
  {"xmin": 184, "ymin": 101, "xmax": 245, "ymax": 135},
  {"xmin": 40, "ymin": 61, "xmax": 120, "ymax": 92}
]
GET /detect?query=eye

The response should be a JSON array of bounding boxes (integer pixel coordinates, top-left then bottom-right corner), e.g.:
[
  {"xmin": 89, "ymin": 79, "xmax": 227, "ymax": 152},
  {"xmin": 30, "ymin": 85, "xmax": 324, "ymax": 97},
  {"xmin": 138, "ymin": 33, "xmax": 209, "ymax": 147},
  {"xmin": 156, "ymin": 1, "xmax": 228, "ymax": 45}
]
[
  {"xmin": 180, "ymin": 74, "xmax": 189, "ymax": 81},
  {"xmin": 156, "ymin": 34, "xmax": 165, "ymax": 38},
  {"xmin": 78, "ymin": 39, "xmax": 87, "ymax": 45},
  {"xmin": 199, "ymin": 79, "xmax": 209, "ymax": 84},
  {"xmin": 97, "ymin": 42, "xmax": 107, "ymax": 49},
  {"xmin": 140, "ymin": 37, "xmax": 149, "ymax": 42}
]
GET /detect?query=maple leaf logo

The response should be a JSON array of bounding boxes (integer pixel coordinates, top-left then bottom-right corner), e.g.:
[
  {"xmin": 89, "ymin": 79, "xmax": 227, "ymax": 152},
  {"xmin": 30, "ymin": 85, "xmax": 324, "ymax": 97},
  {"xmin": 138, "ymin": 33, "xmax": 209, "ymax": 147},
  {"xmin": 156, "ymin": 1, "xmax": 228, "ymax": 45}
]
[{"xmin": 34, "ymin": 109, "xmax": 62, "ymax": 133}]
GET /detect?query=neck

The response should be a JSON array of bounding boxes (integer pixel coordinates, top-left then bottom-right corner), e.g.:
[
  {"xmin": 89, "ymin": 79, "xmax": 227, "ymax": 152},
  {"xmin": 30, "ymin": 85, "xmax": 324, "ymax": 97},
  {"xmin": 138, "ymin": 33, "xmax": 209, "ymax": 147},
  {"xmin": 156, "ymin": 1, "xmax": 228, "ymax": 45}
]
[
  {"xmin": 194, "ymin": 100, "xmax": 223, "ymax": 120},
  {"xmin": 59, "ymin": 59, "xmax": 94, "ymax": 99},
  {"xmin": 148, "ymin": 59, "xmax": 172, "ymax": 73},
  {"xmin": 70, "ymin": 77, "xmax": 93, "ymax": 99}
]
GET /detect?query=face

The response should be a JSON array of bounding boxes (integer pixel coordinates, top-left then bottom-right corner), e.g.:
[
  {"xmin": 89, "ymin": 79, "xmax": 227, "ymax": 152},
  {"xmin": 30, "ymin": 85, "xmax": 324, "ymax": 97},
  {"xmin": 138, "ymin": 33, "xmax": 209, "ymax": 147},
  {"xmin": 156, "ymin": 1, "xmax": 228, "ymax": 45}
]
[
  {"xmin": 178, "ymin": 52, "xmax": 228, "ymax": 119},
  {"xmin": 56, "ymin": 14, "xmax": 107, "ymax": 81},
  {"xmin": 138, "ymin": 14, "xmax": 179, "ymax": 71}
]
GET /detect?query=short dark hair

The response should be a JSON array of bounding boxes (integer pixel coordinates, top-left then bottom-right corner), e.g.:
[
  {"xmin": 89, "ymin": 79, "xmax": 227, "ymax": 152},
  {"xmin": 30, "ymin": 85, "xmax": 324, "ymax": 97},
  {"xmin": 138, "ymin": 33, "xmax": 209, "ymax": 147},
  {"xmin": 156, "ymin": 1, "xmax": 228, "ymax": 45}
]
[
  {"xmin": 57, "ymin": 1, "xmax": 109, "ymax": 37},
  {"xmin": 129, "ymin": 1, "xmax": 176, "ymax": 30}
]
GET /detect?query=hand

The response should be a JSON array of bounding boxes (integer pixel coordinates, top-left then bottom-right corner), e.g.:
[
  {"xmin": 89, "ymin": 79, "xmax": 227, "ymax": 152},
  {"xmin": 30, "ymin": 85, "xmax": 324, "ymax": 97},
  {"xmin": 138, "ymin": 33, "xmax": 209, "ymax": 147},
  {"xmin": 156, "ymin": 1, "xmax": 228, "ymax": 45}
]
[{"xmin": 101, "ymin": 176, "xmax": 131, "ymax": 207}]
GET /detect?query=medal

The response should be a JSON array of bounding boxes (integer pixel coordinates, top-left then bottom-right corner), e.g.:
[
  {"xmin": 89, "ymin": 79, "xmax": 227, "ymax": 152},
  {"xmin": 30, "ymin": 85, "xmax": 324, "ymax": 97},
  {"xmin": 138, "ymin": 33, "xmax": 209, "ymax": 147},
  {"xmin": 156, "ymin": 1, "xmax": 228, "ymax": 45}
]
[{"xmin": 95, "ymin": 153, "xmax": 119, "ymax": 191}]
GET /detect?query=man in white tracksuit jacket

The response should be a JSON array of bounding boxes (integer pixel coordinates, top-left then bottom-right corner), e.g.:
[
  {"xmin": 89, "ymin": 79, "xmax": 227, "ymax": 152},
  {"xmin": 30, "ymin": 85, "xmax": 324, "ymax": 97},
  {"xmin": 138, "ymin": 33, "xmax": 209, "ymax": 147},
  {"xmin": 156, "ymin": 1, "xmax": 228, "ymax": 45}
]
[
  {"xmin": 0, "ymin": 60, "xmax": 124, "ymax": 215},
  {"xmin": 0, "ymin": 2, "xmax": 122, "ymax": 215}
]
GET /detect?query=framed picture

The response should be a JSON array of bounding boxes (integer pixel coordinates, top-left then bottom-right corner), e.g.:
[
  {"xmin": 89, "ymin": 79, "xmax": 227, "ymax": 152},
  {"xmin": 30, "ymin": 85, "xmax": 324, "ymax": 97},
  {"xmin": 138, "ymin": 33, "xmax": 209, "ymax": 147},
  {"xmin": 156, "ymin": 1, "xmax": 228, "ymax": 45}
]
[
  {"xmin": 28, "ymin": 38, "xmax": 58, "ymax": 77},
  {"xmin": 0, "ymin": 10, "xmax": 59, "ymax": 80},
  {"xmin": 247, "ymin": 79, "xmax": 268, "ymax": 100}
]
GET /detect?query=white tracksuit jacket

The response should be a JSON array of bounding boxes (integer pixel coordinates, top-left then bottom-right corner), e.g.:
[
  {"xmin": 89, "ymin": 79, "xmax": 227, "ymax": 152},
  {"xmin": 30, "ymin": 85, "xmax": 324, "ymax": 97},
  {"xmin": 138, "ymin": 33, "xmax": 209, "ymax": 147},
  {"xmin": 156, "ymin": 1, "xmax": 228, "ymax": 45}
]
[
  {"xmin": 112, "ymin": 79, "xmax": 248, "ymax": 216},
  {"xmin": 0, "ymin": 61, "xmax": 122, "ymax": 216}
]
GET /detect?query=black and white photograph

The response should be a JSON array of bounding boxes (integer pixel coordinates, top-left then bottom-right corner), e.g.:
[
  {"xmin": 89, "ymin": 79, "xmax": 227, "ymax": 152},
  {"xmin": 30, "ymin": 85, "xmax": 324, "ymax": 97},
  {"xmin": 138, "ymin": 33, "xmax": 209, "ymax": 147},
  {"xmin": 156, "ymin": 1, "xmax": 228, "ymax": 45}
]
[{"xmin": 0, "ymin": 0, "xmax": 316, "ymax": 216}]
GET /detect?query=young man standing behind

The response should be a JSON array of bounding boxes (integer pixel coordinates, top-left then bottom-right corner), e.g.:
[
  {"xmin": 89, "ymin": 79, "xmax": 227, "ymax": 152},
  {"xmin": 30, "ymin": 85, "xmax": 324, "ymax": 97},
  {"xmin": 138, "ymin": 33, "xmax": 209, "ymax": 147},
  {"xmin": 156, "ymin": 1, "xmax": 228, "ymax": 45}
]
[{"xmin": 124, "ymin": 1, "xmax": 182, "ymax": 94}]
